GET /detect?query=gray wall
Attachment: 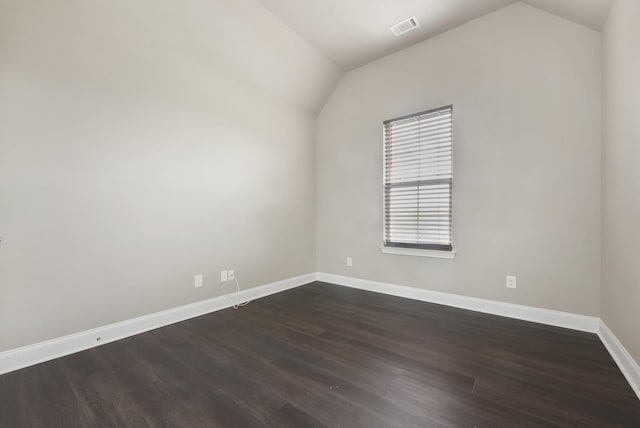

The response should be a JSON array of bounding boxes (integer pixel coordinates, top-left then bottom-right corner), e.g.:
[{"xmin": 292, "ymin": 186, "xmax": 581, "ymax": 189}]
[
  {"xmin": 0, "ymin": 0, "xmax": 622, "ymax": 357},
  {"xmin": 316, "ymin": 3, "xmax": 602, "ymax": 316},
  {"xmin": 0, "ymin": 0, "xmax": 340, "ymax": 351},
  {"xmin": 602, "ymin": 0, "xmax": 640, "ymax": 363}
]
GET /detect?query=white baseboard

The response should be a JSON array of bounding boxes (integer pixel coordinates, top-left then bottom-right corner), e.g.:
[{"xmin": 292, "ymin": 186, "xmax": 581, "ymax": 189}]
[
  {"xmin": 598, "ymin": 320, "xmax": 640, "ymax": 400},
  {"xmin": 315, "ymin": 272, "xmax": 599, "ymax": 333},
  {"xmin": 3, "ymin": 271, "xmax": 638, "ymax": 402},
  {"xmin": 0, "ymin": 273, "xmax": 315, "ymax": 376},
  {"xmin": 316, "ymin": 272, "xmax": 640, "ymax": 400}
]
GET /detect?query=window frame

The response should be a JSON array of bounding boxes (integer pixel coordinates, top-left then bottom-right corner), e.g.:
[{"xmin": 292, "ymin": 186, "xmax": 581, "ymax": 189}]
[{"xmin": 381, "ymin": 105, "xmax": 454, "ymax": 256}]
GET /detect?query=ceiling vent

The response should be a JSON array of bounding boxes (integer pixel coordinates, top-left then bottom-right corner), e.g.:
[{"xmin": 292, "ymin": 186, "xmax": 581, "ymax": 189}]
[{"xmin": 390, "ymin": 16, "xmax": 420, "ymax": 36}]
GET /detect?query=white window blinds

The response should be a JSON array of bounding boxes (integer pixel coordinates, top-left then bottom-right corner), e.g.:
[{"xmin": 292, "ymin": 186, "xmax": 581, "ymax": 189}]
[{"xmin": 383, "ymin": 105, "xmax": 453, "ymax": 251}]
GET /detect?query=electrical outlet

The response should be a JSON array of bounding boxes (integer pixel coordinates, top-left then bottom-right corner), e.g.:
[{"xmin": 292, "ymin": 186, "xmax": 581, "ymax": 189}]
[
  {"xmin": 346, "ymin": 257, "xmax": 353, "ymax": 267},
  {"xmin": 194, "ymin": 274, "xmax": 203, "ymax": 288},
  {"xmin": 506, "ymin": 275, "xmax": 517, "ymax": 289},
  {"xmin": 228, "ymin": 269, "xmax": 235, "ymax": 280},
  {"xmin": 220, "ymin": 270, "xmax": 228, "ymax": 282}
]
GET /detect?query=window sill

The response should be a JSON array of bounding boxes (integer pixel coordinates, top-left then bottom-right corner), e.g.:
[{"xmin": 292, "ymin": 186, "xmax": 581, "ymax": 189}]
[{"xmin": 380, "ymin": 246, "xmax": 456, "ymax": 259}]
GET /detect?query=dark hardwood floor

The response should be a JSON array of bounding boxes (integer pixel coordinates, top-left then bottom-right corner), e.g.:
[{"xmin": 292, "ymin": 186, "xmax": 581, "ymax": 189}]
[{"xmin": 1, "ymin": 282, "xmax": 639, "ymax": 427}]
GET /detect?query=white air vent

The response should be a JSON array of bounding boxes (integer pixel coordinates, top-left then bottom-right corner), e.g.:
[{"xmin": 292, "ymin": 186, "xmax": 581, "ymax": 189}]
[{"xmin": 390, "ymin": 16, "xmax": 420, "ymax": 36}]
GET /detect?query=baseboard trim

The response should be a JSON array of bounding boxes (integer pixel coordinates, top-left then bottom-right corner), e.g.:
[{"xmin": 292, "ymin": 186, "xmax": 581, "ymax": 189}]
[
  {"xmin": 315, "ymin": 272, "xmax": 599, "ymax": 333},
  {"xmin": 597, "ymin": 320, "xmax": 640, "ymax": 400},
  {"xmin": 3, "ymin": 272, "xmax": 638, "ymax": 402},
  {"xmin": 0, "ymin": 273, "xmax": 315, "ymax": 376},
  {"xmin": 316, "ymin": 272, "xmax": 640, "ymax": 400}
]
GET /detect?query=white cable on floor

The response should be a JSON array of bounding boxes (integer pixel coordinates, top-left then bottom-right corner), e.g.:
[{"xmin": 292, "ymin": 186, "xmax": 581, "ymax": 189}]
[{"xmin": 233, "ymin": 276, "xmax": 250, "ymax": 309}]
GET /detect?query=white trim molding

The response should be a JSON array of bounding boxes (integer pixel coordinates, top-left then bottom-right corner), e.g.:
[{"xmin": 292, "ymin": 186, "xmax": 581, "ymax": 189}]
[
  {"xmin": 316, "ymin": 272, "xmax": 640, "ymax": 400},
  {"xmin": 598, "ymin": 320, "xmax": 640, "ymax": 400},
  {"xmin": 315, "ymin": 272, "xmax": 599, "ymax": 333},
  {"xmin": 380, "ymin": 246, "xmax": 456, "ymax": 259},
  {"xmin": 0, "ymin": 273, "xmax": 316, "ymax": 376},
  {"xmin": 2, "ymin": 271, "xmax": 638, "ymax": 402}
]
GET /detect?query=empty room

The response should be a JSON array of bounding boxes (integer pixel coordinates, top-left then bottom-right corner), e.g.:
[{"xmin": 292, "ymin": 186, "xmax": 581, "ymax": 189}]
[{"xmin": 1, "ymin": 0, "xmax": 639, "ymax": 426}]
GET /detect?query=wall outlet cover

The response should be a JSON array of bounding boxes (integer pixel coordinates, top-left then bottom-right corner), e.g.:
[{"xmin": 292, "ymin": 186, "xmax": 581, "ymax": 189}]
[{"xmin": 194, "ymin": 274, "xmax": 204, "ymax": 288}]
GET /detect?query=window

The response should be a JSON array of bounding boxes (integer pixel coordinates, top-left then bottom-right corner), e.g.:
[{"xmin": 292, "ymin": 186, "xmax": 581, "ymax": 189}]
[{"xmin": 383, "ymin": 105, "xmax": 453, "ymax": 253}]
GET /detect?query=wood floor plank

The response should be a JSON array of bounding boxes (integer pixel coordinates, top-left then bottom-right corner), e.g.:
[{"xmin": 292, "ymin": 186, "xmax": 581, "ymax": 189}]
[{"xmin": 1, "ymin": 281, "xmax": 639, "ymax": 427}]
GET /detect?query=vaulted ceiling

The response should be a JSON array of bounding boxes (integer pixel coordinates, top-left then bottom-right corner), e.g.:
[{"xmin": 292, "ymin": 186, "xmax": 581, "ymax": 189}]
[{"xmin": 259, "ymin": 0, "xmax": 614, "ymax": 70}]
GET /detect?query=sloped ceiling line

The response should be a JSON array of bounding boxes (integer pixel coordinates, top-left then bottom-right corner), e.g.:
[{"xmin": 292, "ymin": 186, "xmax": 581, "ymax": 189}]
[{"xmin": 259, "ymin": 0, "xmax": 613, "ymax": 71}]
